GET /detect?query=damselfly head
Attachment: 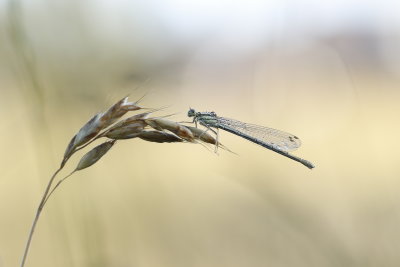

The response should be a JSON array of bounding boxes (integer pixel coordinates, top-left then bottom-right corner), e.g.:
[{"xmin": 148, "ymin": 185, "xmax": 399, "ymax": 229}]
[{"xmin": 187, "ymin": 108, "xmax": 196, "ymax": 117}]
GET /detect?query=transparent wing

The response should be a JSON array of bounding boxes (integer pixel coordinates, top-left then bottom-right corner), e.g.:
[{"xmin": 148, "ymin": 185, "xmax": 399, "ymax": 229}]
[{"xmin": 217, "ymin": 117, "xmax": 301, "ymax": 151}]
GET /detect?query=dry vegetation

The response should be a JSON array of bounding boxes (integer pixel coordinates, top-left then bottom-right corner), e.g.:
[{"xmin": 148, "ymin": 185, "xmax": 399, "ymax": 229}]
[{"xmin": 21, "ymin": 96, "xmax": 225, "ymax": 267}]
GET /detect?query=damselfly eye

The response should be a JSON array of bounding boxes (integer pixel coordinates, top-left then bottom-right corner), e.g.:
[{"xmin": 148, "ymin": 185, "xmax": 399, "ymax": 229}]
[{"xmin": 188, "ymin": 108, "xmax": 196, "ymax": 117}]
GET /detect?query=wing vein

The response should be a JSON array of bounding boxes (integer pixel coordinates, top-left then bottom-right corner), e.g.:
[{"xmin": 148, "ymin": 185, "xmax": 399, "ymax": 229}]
[{"xmin": 217, "ymin": 117, "xmax": 301, "ymax": 151}]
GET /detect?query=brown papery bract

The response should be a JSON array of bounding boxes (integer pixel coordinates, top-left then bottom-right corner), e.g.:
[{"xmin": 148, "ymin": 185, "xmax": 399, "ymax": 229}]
[
  {"xmin": 63, "ymin": 97, "xmax": 142, "ymax": 163},
  {"xmin": 104, "ymin": 120, "xmax": 147, "ymax": 140},
  {"xmin": 99, "ymin": 96, "xmax": 141, "ymax": 129},
  {"xmin": 103, "ymin": 112, "xmax": 151, "ymax": 133},
  {"xmin": 138, "ymin": 130, "xmax": 183, "ymax": 143},
  {"xmin": 185, "ymin": 126, "xmax": 234, "ymax": 153},
  {"xmin": 75, "ymin": 140, "xmax": 116, "ymax": 171},
  {"xmin": 145, "ymin": 118, "xmax": 194, "ymax": 141},
  {"xmin": 64, "ymin": 113, "xmax": 103, "ymax": 161},
  {"xmin": 185, "ymin": 126, "xmax": 217, "ymax": 145}
]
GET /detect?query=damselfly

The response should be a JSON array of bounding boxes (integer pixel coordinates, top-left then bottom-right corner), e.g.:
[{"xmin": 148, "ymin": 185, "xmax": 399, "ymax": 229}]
[{"xmin": 187, "ymin": 108, "xmax": 315, "ymax": 169}]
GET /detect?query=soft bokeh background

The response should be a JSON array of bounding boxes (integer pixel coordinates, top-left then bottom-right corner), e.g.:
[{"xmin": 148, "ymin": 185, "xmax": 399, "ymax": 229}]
[{"xmin": 1, "ymin": 0, "xmax": 400, "ymax": 266}]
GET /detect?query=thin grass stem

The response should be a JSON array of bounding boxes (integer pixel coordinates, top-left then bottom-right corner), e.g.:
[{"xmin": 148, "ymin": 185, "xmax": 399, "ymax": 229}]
[
  {"xmin": 43, "ymin": 171, "xmax": 76, "ymax": 207},
  {"xmin": 20, "ymin": 165, "xmax": 63, "ymax": 267}
]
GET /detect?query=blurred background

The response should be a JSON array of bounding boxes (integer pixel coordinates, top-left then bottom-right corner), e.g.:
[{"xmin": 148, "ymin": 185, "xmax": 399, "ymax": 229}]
[{"xmin": 1, "ymin": 0, "xmax": 400, "ymax": 266}]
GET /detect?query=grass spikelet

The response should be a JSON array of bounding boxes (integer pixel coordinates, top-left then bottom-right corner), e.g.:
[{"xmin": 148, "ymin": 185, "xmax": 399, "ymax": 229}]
[
  {"xmin": 103, "ymin": 120, "xmax": 146, "ymax": 140},
  {"xmin": 75, "ymin": 140, "xmax": 116, "ymax": 171},
  {"xmin": 62, "ymin": 97, "xmax": 143, "ymax": 165},
  {"xmin": 145, "ymin": 118, "xmax": 195, "ymax": 141},
  {"xmin": 185, "ymin": 126, "xmax": 216, "ymax": 145},
  {"xmin": 64, "ymin": 113, "xmax": 103, "ymax": 161},
  {"xmin": 99, "ymin": 96, "xmax": 141, "ymax": 128},
  {"xmin": 185, "ymin": 126, "xmax": 234, "ymax": 153},
  {"xmin": 138, "ymin": 130, "xmax": 183, "ymax": 143}
]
